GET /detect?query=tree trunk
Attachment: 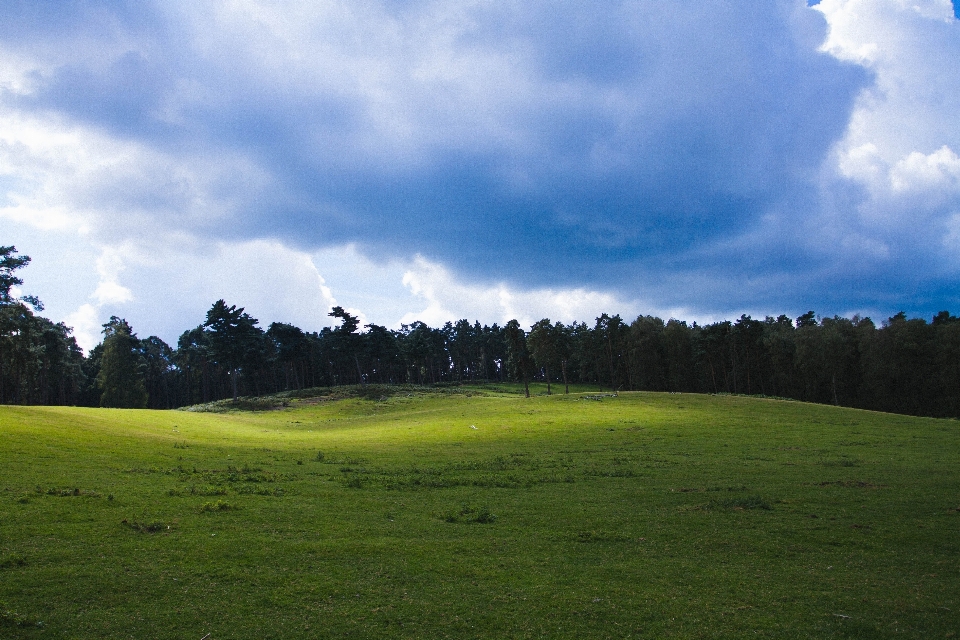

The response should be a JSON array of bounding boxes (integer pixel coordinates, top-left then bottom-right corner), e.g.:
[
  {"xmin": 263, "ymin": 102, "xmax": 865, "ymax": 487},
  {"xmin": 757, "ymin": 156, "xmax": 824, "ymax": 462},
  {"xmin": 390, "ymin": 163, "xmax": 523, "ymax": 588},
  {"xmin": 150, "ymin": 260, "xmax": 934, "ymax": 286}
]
[
  {"xmin": 607, "ymin": 335, "xmax": 616, "ymax": 394},
  {"xmin": 562, "ymin": 358, "xmax": 569, "ymax": 394},
  {"xmin": 355, "ymin": 355, "xmax": 365, "ymax": 386}
]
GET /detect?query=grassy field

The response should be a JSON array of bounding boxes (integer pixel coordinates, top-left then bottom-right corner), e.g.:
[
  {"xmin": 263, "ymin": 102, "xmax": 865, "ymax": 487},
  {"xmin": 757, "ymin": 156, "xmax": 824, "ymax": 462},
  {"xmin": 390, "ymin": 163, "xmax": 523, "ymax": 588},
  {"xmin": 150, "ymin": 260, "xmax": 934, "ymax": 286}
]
[{"xmin": 1, "ymin": 386, "xmax": 958, "ymax": 639}]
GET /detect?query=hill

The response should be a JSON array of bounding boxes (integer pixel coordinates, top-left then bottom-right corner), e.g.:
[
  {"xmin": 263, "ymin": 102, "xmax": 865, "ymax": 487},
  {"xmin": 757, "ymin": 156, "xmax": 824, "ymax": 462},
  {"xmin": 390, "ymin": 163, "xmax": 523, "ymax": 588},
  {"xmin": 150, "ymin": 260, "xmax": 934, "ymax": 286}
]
[{"xmin": 1, "ymin": 388, "xmax": 958, "ymax": 638}]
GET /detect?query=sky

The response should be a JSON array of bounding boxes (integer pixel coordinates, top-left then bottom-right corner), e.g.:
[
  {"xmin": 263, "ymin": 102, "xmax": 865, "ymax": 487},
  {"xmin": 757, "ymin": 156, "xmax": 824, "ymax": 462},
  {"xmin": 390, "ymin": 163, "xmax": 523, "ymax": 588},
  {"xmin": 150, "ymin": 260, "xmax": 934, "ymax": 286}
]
[{"xmin": 2, "ymin": 0, "xmax": 959, "ymax": 352}]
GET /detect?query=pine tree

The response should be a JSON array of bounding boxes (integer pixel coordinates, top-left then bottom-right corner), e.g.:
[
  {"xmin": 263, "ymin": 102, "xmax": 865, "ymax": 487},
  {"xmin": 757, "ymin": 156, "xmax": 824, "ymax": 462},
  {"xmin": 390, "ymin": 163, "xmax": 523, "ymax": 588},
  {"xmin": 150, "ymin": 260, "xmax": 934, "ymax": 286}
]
[
  {"xmin": 97, "ymin": 317, "xmax": 148, "ymax": 408},
  {"xmin": 204, "ymin": 300, "xmax": 262, "ymax": 401},
  {"xmin": 504, "ymin": 319, "xmax": 534, "ymax": 397}
]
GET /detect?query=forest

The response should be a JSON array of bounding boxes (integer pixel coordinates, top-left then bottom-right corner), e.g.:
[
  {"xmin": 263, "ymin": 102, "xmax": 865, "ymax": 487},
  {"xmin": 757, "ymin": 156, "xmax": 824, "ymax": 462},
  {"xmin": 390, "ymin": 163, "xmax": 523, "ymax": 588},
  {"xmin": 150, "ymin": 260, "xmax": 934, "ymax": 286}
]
[{"xmin": 3, "ymin": 245, "xmax": 960, "ymax": 418}]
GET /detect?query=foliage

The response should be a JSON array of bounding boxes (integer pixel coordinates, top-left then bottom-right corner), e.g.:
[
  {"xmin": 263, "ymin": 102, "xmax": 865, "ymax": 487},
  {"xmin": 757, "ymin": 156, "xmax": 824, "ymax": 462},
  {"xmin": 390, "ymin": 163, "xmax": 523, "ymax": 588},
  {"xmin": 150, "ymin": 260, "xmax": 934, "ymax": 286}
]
[
  {"xmin": 97, "ymin": 317, "xmax": 148, "ymax": 409},
  {"xmin": 6, "ymin": 247, "xmax": 960, "ymax": 419},
  {"xmin": 503, "ymin": 319, "xmax": 534, "ymax": 397},
  {"xmin": 0, "ymin": 247, "xmax": 83, "ymax": 405},
  {"xmin": 0, "ymin": 245, "xmax": 40, "ymax": 309},
  {"xmin": 204, "ymin": 300, "xmax": 263, "ymax": 401}
]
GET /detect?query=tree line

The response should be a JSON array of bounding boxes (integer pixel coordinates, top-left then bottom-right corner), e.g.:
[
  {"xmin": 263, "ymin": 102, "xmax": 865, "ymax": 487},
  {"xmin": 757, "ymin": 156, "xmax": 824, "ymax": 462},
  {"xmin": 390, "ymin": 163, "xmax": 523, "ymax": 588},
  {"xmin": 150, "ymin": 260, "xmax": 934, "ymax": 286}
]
[{"xmin": 3, "ymin": 245, "xmax": 960, "ymax": 418}]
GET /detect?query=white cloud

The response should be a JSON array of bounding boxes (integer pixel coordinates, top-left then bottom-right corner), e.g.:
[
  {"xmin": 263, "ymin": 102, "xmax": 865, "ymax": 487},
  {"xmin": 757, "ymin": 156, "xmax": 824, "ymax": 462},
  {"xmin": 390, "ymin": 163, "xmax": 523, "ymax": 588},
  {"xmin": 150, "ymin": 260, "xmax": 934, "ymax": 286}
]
[
  {"xmin": 398, "ymin": 255, "xmax": 641, "ymax": 328},
  {"xmin": 836, "ymin": 142, "xmax": 883, "ymax": 186},
  {"xmin": 196, "ymin": 239, "xmax": 341, "ymax": 329},
  {"xmin": 890, "ymin": 145, "xmax": 960, "ymax": 194},
  {"xmin": 92, "ymin": 281, "xmax": 133, "ymax": 306},
  {"xmin": 64, "ymin": 303, "xmax": 101, "ymax": 353},
  {"xmin": 92, "ymin": 247, "xmax": 134, "ymax": 305},
  {"xmin": 0, "ymin": 99, "xmax": 269, "ymax": 247},
  {"xmin": 816, "ymin": 0, "xmax": 960, "ymax": 261},
  {"xmin": 0, "ymin": 44, "xmax": 48, "ymax": 96},
  {"xmin": 90, "ymin": 239, "xmax": 348, "ymax": 343},
  {"xmin": 818, "ymin": 0, "xmax": 960, "ymax": 164}
]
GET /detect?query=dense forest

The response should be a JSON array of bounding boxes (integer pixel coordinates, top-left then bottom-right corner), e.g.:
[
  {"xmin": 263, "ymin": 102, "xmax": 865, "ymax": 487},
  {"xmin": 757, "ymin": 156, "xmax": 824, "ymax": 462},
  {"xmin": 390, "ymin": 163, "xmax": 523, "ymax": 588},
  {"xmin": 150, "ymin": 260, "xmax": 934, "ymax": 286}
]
[{"xmin": 3, "ymin": 245, "xmax": 960, "ymax": 418}]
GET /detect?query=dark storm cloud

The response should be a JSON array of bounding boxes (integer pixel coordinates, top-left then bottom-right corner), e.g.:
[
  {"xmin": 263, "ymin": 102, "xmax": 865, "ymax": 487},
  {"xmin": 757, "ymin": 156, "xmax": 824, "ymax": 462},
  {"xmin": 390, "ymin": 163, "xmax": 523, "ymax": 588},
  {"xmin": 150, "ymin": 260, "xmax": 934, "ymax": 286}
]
[{"xmin": 1, "ymin": 1, "xmax": 884, "ymax": 313}]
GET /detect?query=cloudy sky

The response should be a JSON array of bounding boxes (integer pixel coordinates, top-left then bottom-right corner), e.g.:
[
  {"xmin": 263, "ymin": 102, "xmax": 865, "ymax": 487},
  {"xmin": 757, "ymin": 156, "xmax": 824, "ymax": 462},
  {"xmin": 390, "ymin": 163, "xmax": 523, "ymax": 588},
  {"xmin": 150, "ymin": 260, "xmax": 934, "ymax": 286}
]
[{"xmin": 2, "ymin": 0, "xmax": 959, "ymax": 351}]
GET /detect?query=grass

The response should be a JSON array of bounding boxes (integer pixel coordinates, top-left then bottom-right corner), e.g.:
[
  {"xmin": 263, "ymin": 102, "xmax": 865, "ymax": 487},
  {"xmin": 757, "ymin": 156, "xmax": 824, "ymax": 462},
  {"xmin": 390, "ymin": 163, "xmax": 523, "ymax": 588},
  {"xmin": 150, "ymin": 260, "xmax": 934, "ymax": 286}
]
[{"xmin": 0, "ymin": 385, "xmax": 958, "ymax": 638}]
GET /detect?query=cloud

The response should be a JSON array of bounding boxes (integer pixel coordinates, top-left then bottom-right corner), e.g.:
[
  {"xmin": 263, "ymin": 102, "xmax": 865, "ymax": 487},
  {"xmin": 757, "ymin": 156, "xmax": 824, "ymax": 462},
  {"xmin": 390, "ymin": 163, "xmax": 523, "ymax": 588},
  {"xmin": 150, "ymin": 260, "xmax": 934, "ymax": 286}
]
[
  {"xmin": 64, "ymin": 303, "xmax": 100, "ymax": 353},
  {"xmin": 1, "ymin": 3, "xmax": 865, "ymax": 272},
  {"xmin": 84, "ymin": 239, "xmax": 345, "ymax": 348},
  {"xmin": 1, "ymin": 0, "xmax": 959, "ymax": 340},
  {"xmin": 813, "ymin": 0, "xmax": 960, "ymax": 285},
  {"xmin": 93, "ymin": 248, "xmax": 134, "ymax": 305},
  {"xmin": 890, "ymin": 146, "xmax": 960, "ymax": 195},
  {"xmin": 398, "ymin": 255, "xmax": 633, "ymax": 328}
]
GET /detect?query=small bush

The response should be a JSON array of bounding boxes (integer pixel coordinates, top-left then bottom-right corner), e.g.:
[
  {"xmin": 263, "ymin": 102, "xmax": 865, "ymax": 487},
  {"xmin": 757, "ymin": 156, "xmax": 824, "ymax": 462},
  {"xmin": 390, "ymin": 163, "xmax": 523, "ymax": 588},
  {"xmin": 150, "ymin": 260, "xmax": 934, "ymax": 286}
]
[
  {"xmin": 236, "ymin": 486, "xmax": 284, "ymax": 497},
  {"xmin": 0, "ymin": 601, "xmax": 39, "ymax": 628},
  {"xmin": 38, "ymin": 487, "xmax": 101, "ymax": 498},
  {"xmin": 713, "ymin": 495, "xmax": 772, "ymax": 511},
  {"xmin": 576, "ymin": 530, "xmax": 632, "ymax": 543},
  {"xmin": 198, "ymin": 500, "xmax": 235, "ymax": 513},
  {"xmin": 315, "ymin": 451, "xmax": 325, "ymax": 462},
  {"xmin": 442, "ymin": 504, "xmax": 497, "ymax": 524},
  {"xmin": 179, "ymin": 485, "xmax": 228, "ymax": 497},
  {"xmin": 121, "ymin": 519, "xmax": 170, "ymax": 533},
  {"xmin": 0, "ymin": 554, "xmax": 26, "ymax": 569},
  {"xmin": 821, "ymin": 458, "xmax": 860, "ymax": 468}
]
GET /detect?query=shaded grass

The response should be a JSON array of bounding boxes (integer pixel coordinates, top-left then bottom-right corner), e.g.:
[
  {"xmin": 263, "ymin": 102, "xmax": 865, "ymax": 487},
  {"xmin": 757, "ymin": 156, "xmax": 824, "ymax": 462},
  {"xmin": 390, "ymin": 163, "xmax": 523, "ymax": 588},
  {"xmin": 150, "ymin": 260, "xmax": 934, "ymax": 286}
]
[{"xmin": 0, "ymin": 389, "xmax": 958, "ymax": 638}]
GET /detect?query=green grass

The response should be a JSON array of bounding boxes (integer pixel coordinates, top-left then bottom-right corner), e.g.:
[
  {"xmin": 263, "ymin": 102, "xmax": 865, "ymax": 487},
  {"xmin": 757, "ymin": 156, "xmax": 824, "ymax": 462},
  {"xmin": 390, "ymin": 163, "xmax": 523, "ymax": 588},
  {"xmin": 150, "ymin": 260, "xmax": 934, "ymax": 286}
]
[{"xmin": 1, "ymin": 387, "xmax": 958, "ymax": 638}]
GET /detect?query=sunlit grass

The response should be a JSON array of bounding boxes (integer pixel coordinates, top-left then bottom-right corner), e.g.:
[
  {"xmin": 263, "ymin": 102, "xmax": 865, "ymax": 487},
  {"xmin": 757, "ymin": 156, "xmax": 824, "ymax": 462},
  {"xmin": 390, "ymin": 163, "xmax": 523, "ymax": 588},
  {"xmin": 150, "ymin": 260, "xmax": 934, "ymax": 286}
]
[{"xmin": 1, "ymin": 387, "xmax": 958, "ymax": 638}]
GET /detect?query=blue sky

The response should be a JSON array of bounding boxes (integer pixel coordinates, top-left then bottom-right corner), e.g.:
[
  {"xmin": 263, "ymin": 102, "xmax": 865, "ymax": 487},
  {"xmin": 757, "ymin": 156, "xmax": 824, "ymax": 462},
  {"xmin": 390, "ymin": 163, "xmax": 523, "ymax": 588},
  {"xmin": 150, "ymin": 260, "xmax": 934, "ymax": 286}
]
[{"xmin": 2, "ymin": 0, "xmax": 960, "ymax": 351}]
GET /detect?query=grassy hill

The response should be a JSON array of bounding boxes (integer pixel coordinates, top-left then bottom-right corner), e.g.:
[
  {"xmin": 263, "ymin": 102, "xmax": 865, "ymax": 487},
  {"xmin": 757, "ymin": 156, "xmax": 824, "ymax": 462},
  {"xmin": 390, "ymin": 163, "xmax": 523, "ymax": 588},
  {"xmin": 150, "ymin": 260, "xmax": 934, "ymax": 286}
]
[{"xmin": 1, "ymin": 386, "xmax": 958, "ymax": 638}]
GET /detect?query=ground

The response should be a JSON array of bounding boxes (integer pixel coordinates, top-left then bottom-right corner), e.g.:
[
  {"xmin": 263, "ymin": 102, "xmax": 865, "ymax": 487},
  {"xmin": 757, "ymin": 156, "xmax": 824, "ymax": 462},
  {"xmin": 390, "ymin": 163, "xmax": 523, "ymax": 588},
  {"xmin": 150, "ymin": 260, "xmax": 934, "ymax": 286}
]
[{"xmin": 1, "ymin": 386, "xmax": 958, "ymax": 638}]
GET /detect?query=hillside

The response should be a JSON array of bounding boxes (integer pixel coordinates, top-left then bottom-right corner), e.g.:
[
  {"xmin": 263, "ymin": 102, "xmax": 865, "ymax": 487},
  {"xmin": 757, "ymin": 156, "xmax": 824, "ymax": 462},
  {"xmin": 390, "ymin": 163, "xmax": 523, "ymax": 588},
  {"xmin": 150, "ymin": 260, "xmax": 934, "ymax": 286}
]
[{"xmin": 1, "ymin": 388, "xmax": 958, "ymax": 638}]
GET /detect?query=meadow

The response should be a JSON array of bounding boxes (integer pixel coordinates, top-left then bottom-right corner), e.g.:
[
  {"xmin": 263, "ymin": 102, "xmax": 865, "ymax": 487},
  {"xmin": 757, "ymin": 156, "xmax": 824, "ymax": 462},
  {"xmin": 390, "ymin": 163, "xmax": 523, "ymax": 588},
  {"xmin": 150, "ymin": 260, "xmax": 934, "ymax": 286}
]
[{"xmin": 1, "ymin": 386, "xmax": 958, "ymax": 638}]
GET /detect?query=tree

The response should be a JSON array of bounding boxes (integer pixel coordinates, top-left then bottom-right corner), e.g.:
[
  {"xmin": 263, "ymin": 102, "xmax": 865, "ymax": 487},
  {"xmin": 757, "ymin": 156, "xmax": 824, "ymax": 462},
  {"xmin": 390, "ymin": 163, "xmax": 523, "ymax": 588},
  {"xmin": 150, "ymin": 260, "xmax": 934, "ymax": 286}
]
[
  {"xmin": 1, "ymin": 246, "xmax": 36, "ymax": 403},
  {"xmin": 140, "ymin": 336, "xmax": 175, "ymax": 409},
  {"xmin": 448, "ymin": 319, "xmax": 477, "ymax": 381},
  {"xmin": 204, "ymin": 300, "xmax": 262, "ymax": 401},
  {"xmin": 933, "ymin": 311, "xmax": 960, "ymax": 417},
  {"xmin": 662, "ymin": 319, "xmax": 694, "ymax": 392},
  {"xmin": 554, "ymin": 321, "xmax": 572, "ymax": 394},
  {"xmin": 762, "ymin": 315, "xmax": 797, "ymax": 399},
  {"xmin": 567, "ymin": 321, "xmax": 596, "ymax": 385},
  {"xmin": 363, "ymin": 324, "xmax": 403, "ymax": 383},
  {"xmin": 97, "ymin": 317, "xmax": 147, "ymax": 408},
  {"xmin": 1, "ymin": 246, "xmax": 41, "ymax": 309},
  {"xmin": 176, "ymin": 326, "xmax": 212, "ymax": 404},
  {"xmin": 527, "ymin": 319, "xmax": 559, "ymax": 394},
  {"xmin": 480, "ymin": 323, "xmax": 506, "ymax": 381},
  {"xmin": 731, "ymin": 314, "xmax": 765, "ymax": 395},
  {"xmin": 268, "ymin": 322, "xmax": 308, "ymax": 390},
  {"xmin": 1, "ymin": 246, "xmax": 84, "ymax": 405},
  {"xmin": 328, "ymin": 306, "xmax": 365, "ymax": 385},
  {"xmin": 594, "ymin": 314, "xmax": 626, "ymax": 393},
  {"xmin": 627, "ymin": 315, "xmax": 666, "ymax": 391},
  {"xmin": 504, "ymin": 319, "xmax": 534, "ymax": 397},
  {"xmin": 694, "ymin": 321, "xmax": 731, "ymax": 394}
]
